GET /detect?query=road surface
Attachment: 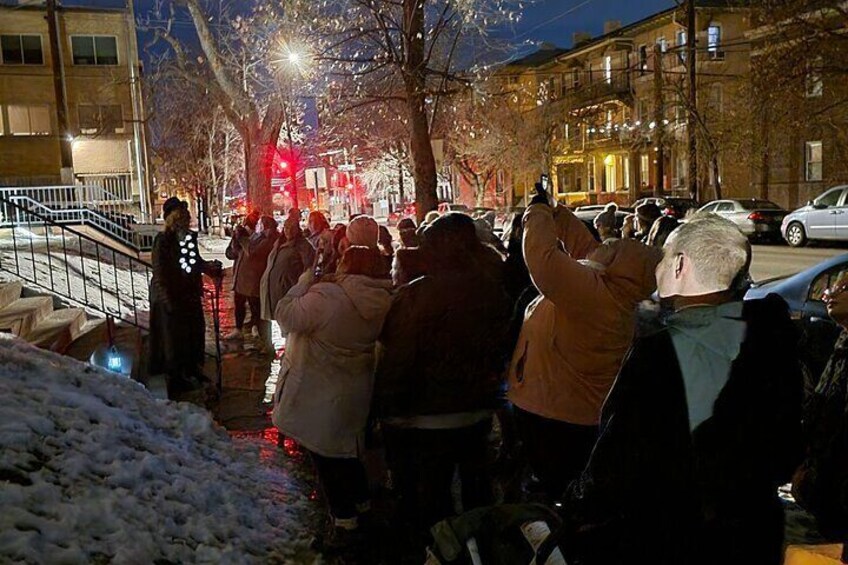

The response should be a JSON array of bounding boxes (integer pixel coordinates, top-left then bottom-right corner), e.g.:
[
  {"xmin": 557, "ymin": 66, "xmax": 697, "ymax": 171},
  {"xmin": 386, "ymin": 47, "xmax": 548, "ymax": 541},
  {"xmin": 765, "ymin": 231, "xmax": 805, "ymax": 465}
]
[{"xmin": 750, "ymin": 245, "xmax": 846, "ymax": 282}]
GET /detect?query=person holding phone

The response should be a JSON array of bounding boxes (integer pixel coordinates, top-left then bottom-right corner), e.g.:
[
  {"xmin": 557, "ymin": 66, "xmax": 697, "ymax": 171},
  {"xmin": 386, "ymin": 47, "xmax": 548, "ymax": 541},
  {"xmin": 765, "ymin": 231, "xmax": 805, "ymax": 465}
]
[{"xmin": 507, "ymin": 178, "xmax": 662, "ymax": 501}]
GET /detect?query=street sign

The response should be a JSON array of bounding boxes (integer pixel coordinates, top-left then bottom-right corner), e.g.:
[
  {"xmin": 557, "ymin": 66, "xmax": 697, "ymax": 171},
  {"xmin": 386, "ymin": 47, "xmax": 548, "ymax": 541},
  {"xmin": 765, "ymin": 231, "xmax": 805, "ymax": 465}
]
[
  {"xmin": 337, "ymin": 163, "xmax": 356, "ymax": 172},
  {"xmin": 305, "ymin": 167, "xmax": 327, "ymax": 189}
]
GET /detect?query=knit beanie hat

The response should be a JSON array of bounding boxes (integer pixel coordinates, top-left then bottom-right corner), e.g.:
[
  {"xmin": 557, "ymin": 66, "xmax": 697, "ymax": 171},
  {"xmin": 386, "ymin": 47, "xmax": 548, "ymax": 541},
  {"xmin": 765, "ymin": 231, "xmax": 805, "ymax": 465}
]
[{"xmin": 346, "ymin": 215, "xmax": 379, "ymax": 249}]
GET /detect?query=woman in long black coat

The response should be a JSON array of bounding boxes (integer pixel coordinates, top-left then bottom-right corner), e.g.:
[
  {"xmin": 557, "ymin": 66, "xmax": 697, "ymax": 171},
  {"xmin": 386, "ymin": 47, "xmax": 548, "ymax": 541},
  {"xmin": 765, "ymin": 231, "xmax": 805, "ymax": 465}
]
[{"xmin": 149, "ymin": 198, "xmax": 215, "ymax": 396}]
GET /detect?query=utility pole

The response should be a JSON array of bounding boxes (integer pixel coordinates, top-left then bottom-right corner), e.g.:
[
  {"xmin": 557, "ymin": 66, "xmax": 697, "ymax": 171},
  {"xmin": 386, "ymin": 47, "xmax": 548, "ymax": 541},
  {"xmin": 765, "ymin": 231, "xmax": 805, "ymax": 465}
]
[
  {"xmin": 46, "ymin": 0, "xmax": 74, "ymax": 184},
  {"xmin": 653, "ymin": 43, "xmax": 665, "ymax": 197},
  {"xmin": 686, "ymin": 0, "xmax": 699, "ymax": 201}
]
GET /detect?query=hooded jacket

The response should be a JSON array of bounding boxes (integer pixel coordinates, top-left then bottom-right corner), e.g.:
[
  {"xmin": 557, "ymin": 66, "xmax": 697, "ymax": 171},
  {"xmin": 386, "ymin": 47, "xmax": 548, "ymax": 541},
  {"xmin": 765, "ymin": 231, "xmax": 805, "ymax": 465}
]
[
  {"xmin": 507, "ymin": 203, "xmax": 662, "ymax": 426},
  {"xmin": 259, "ymin": 236, "xmax": 315, "ymax": 322},
  {"xmin": 272, "ymin": 272, "xmax": 393, "ymax": 457}
]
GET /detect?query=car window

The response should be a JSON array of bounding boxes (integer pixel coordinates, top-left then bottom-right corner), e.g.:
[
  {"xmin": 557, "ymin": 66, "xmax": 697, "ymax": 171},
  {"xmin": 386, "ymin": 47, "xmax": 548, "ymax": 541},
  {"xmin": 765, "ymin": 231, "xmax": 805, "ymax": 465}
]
[
  {"xmin": 716, "ymin": 202, "xmax": 735, "ymax": 212},
  {"xmin": 809, "ymin": 264, "xmax": 848, "ymax": 302},
  {"xmin": 815, "ymin": 188, "xmax": 843, "ymax": 208},
  {"xmin": 739, "ymin": 200, "xmax": 781, "ymax": 210},
  {"xmin": 700, "ymin": 203, "xmax": 718, "ymax": 213}
]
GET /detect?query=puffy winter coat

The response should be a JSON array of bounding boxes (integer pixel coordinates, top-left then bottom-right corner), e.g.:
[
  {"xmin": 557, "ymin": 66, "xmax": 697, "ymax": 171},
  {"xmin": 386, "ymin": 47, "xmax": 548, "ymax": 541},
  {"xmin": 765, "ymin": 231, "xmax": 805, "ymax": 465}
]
[
  {"xmin": 227, "ymin": 229, "xmax": 276, "ymax": 297},
  {"xmin": 259, "ymin": 236, "xmax": 315, "ymax": 322},
  {"xmin": 374, "ymin": 252, "xmax": 513, "ymax": 419},
  {"xmin": 272, "ymin": 272, "xmax": 393, "ymax": 457},
  {"xmin": 507, "ymin": 204, "xmax": 662, "ymax": 426}
]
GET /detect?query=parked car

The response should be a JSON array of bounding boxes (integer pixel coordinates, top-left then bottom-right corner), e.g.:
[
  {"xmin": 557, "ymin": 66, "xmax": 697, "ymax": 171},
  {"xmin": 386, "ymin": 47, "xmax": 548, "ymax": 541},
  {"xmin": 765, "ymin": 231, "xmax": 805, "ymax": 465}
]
[
  {"xmin": 745, "ymin": 253, "xmax": 848, "ymax": 380},
  {"xmin": 633, "ymin": 197, "xmax": 700, "ymax": 219},
  {"xmin": 697, "ymin": 199, "xmax": 787, "ymax": 241},
  {"xmin": 781, "ymin": 184, "xmax": 848, "ymax": 247},
  {"xmin": 572, "ymin": 205, "xmax": 634, "ymax": 230},
  {"xmin": 437, "ymin": 202, "xmax": 471, "ymax": 215}
]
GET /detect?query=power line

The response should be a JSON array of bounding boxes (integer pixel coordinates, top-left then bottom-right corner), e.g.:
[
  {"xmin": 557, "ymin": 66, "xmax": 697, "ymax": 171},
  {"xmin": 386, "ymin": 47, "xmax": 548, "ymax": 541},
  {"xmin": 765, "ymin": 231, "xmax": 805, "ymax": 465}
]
[{"xmin": 513, "ymin": 0, "xmax": 597, "ymax": 40}]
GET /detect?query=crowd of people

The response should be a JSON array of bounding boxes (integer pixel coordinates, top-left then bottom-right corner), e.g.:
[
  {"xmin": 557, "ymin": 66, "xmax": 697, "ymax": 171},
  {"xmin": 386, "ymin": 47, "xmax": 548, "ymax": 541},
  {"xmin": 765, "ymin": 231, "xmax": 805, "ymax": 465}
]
[{"xmin": 148, "ymin": 187, "xmax": 848, "ymax": 564}]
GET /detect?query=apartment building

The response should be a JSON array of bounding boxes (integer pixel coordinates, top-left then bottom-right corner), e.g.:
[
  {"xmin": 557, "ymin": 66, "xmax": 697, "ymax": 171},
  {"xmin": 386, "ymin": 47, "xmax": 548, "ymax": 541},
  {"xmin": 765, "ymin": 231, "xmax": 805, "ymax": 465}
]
[
  {"xmin": 495, "ymin": 1, "xmax": 753, "ymax": 207},
  {"xmin": 748, "ymin": 2, "xmax": 848, "ymax": 210},
  {"xmin": 0, "ymin": 2, "xmax": 150, "ymax": 215}
]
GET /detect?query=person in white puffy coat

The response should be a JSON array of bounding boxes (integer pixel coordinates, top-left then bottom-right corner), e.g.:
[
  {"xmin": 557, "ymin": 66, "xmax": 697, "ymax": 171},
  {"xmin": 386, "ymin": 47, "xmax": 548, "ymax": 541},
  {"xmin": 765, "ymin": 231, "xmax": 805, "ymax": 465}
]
[{"xmin": 272, "ymin": 246, "xmax": 393, "ymax": 550}]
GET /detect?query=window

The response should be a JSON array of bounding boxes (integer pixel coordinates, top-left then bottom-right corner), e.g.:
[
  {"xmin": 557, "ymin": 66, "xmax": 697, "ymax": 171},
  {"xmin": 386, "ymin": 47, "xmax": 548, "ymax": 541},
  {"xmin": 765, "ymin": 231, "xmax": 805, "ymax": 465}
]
[
  {"xmin": 700, "ymin": 202, "xmax": 718, "ymax": 213},
  {"xmin": 572, "ymin": 68, "xmax": 580, "ymax": 90},
  {"xmin": 676, "ymin": 30, "xmax": 687, "ymax": 64},
  {"xmin": 805, "ymin": 141, "xmax": 823, "ymax": 182},
  {"xmin": 603, "ymin": 55, "xmax": 612, "ymax": 84},
  {"xmin": 640, "ymin": 154, "xmax": 649, "ymax": 187},
  {"xmin": 79, "ymin": 104, "xmax": 123, "ymax": 134},
  {"xmin": 709, "ymin": 83, "xmax": 723, "ymax": 113},
  {"xmin": 657, "ymin": 36, "xmax": 668, "ymax": 53},
  {"xmin": 716, "ymin": 202, "xmax": 735, "ymax": 213},
  {"xmin": 638, "ymin": 99, "xmax": 649, "ymax": 122},
  {"xmin": 815, "ymin": 187, "xmax": 842, "ymax": 208},
  {"xmin": 806, "ymin": 57, "xmax": 823, "ymax": 98},
  {"xmin": 1, "ymin": 35, "xmax": 43, "ymax": 65},
  {"xmin": 587, "ymin": 156, "xmax": 596, "ymax": 192},
  {"xmin": 639, "ymin": 45, "xmax": 648, "ymax": 74},
  {"xmin": 674, "ymin": 154, "xmax": 687, "ymax": 188},
  {"xmin": 587, "ymin": 63, "xmax": 594, "ymax": 83},
  {"xmin": 810, "ymin": 264, "xmax": 848, "ymax": 302},
  {"xmin": 8, "ymin": 105, "xmax": 51, "ymax": 135},
  {"xmin": 0, "ymin": 107, "xmax": 4, "ymax": 135},
  {"xmin": 71, "ymin": 36, "xmax": 118, "ymax": 65},
  {"xmin": 561, "ymin": 72, "xmax": 569, "ymax": 97},
  {"xmin": 707, "ymin": 25, "xmax": 723, "ymax": 59}
]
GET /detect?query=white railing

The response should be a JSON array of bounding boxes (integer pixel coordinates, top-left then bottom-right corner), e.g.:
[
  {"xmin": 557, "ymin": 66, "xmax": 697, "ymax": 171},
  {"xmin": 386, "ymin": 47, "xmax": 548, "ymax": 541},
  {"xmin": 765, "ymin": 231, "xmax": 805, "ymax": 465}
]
[
  {"xmin": 76, "ymin": 174, "xmax": 134, "ymax": 203},
  {"xmin": 0, "ymin": 195, "xmax": 154, "ymax": 252}
]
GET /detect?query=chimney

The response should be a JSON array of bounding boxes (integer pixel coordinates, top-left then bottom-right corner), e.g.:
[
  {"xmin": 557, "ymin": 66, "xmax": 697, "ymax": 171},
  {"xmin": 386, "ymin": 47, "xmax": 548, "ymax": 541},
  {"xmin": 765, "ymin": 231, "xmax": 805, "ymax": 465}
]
[
  {"xmin": 572, "ymin": 32, "xmax": 592, "ymax": 47},
  {"xmin": 604, "ymin": 20, "xmax": 622, "ymax": 35}
]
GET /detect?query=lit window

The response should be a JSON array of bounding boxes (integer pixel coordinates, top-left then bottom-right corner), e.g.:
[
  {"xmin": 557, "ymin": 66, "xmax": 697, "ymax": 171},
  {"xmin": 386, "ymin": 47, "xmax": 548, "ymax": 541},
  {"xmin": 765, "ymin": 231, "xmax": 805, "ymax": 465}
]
[
  {"xmin": 806, "ymin": 57, "xmax": 823, "ymax": 98},
  {"xmin": 639, "ymin": 45, "xmax": 648, "ymax": 74},
  {"xmin": 71, "ymin": 36, "xmax": 118, "ymax": 65},
  {"xmin": 8, "ymin": 105, "xmax": 51, "ymax": 136},
  {"xmin": 0, "ymin": 35, "xmax": 43, "ymax": 65},
  {"xmin": 806, "ymin": 141, "xmax": 823, "ymax": 182},
  {"xmin": 707, "ymin": 25, "xmax": 722, "ymax": 58},
  {"xmin": 657, "ymin": 37, "xmax": 668, "ymax": 53},
  {"xmin": 676, "ymin": 30, "xmax": 687, "ymax": 64},
  {"xmin": 604, "ymin": 55, "xmax": 612, "ymax": 84},
  {"xmin": 587, "ymin": 156, "xmax": 596, "ymax": 192},
  {"xmin": 572, "ymin": 68, "xmax": 581, "ymax": 89},
  {"xmin": 0, "ymin": 106, "xmax": 4, "ymax": 135},
  {"xmin": 640, "ymin": 154, "xmax": 650, "ymax": 187}
]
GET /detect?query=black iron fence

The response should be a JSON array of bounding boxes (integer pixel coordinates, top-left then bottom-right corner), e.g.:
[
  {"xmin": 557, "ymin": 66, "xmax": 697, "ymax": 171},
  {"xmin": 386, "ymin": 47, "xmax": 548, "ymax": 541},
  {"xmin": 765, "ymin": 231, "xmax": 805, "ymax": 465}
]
[{"xmin": 0, "ymin": 197, "xmax": 152, "ymax": 330}]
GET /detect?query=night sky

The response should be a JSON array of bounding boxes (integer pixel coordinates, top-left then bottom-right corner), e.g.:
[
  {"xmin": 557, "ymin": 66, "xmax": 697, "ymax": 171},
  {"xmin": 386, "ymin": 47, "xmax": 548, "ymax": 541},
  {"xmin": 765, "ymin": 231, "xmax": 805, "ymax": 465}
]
[
  {"xmin": 36, "ymin": 0, "xmax": 676, "ymax": 57},
  {"xmin": 504, "ymin": 0, "xmax": 675, "ymax": 52}
]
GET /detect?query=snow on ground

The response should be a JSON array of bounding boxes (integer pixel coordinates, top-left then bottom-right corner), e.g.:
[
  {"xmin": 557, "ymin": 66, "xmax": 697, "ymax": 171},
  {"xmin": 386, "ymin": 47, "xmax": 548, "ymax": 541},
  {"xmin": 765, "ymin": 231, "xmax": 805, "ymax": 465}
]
[
  {"xmin": 0, "ymin": 229, "xmax": 150, "ymax": 327},
  {"xmin": 0, "ymin": 337, "xmax": 318, "ymax": 564}
]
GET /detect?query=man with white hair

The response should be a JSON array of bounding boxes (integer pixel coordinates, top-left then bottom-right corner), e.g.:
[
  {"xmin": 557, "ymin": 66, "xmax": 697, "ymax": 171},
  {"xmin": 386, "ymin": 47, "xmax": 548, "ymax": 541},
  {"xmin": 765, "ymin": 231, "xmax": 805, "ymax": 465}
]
[{"xmin": 550, "ymin": 214, "xmax": 804, "ymax": 565}]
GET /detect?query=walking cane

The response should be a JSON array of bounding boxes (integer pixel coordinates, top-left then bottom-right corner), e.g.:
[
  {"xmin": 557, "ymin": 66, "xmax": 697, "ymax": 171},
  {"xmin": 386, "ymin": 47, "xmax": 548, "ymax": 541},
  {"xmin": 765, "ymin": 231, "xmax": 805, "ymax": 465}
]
[{"xmin": 211, "ymin": 273, "xmax": 224, "ymax": 397}]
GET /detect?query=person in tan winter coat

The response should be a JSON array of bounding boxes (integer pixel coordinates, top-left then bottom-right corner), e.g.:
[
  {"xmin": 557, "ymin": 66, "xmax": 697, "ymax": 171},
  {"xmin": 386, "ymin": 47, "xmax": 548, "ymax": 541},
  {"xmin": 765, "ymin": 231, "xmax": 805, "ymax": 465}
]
[
  {"xmin": 272, "ymin": 246, "xmax": 393, "ymax": 552},
  {"xmin": 508, "ymin": 195, "xmax": 662, "ymax": 501}
]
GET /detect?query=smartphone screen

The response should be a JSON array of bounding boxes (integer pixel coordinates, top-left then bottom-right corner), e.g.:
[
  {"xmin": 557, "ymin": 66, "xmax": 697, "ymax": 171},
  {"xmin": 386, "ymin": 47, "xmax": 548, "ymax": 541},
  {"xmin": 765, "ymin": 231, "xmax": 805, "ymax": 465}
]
[{"xmin": 541, "ymin": 174, "xmax": 549, "ymax": 190}]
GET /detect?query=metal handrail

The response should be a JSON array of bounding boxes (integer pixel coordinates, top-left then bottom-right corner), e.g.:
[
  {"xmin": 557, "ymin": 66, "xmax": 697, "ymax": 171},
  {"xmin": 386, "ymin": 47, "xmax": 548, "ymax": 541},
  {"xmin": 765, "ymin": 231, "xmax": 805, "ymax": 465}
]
[
  {"xmin": 0, "ymin": 196, "xmax": 154, "ymax": 252},
  {"xmin": 0, "ymin": 197, "xmax": 152, "ymax": 330}
]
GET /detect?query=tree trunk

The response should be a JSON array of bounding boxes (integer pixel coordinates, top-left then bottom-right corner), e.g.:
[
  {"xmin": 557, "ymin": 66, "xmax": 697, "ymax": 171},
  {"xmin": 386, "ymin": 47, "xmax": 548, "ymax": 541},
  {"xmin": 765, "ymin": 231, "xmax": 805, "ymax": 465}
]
[
  {"xmin": 243, "ymin": 128, "xmax": 275, "ymax": 214},
  {"xmin": 404, "ymin": 0, "xmax": 438, "ymax": 224}
]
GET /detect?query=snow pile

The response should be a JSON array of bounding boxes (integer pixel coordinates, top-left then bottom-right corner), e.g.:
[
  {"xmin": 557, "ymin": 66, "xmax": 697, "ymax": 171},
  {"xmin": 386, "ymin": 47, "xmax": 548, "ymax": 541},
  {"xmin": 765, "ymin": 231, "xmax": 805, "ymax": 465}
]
[{"xmin": 0, "ymin": 338, "xmax": 316, "ymax": 563}]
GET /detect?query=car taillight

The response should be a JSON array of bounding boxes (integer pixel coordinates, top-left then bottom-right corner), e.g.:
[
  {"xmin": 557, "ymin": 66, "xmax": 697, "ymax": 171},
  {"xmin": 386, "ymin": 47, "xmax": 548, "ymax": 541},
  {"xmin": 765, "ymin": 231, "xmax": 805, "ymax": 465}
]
[
  {"xmin": 748, "ymin": 212, "xmax": 765, "ymax": 222},
  {"xmin": 663, "ymin": 207, "xmax": 676, "ymax": 217}
]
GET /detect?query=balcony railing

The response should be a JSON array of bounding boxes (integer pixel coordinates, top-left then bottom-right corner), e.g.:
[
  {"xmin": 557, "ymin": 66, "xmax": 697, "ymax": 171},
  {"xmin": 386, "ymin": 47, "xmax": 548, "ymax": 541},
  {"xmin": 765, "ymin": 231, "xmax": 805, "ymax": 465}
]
[{"xmin": 572, "ymin": 73, "xmax": 632, "ymax": 105}]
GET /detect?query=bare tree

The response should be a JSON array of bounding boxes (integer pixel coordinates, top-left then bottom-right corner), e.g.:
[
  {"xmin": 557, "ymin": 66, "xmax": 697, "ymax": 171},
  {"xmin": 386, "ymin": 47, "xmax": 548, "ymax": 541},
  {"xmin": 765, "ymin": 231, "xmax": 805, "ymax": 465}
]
[
  {"xmin": 143, "ymin": 0, "xmax": 304, "ymax": 213},
  {"xmin": 293, "ymin": 0, "xmax": 521, "ymax": 221}
]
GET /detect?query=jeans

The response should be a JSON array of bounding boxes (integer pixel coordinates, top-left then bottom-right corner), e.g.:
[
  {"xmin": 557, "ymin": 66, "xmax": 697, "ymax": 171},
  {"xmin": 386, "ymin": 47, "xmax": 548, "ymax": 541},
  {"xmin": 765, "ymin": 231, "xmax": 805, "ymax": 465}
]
[
  {"xmin": 309, "ymin": 451, "xmax": 370, "ymax": 520},
  {"xmin": 383, "ymin": 418, "xmax": 493, "ymax": 531},
  {"xmin": 514, "ymin": 406, "xmax": 598, "ymax": 502}
]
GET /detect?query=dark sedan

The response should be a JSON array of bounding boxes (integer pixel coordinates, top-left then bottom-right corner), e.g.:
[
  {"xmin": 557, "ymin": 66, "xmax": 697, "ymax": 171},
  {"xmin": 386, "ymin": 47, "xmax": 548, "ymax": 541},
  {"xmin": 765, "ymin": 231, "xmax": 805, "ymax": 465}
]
[{"xmin": 745, "ymin": 253, "xmax": 848, "ymax": 380}]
